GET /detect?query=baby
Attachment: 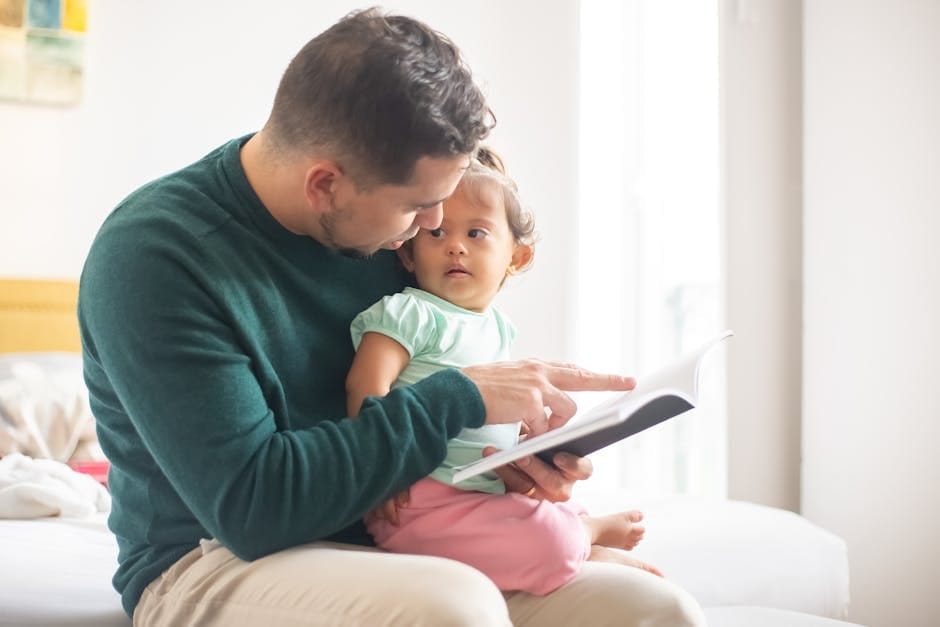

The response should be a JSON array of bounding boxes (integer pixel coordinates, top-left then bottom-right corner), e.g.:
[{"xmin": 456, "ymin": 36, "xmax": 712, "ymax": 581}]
[{"xmin": 347, "ymin": 147, "xmax": 662, "ymax": 594}]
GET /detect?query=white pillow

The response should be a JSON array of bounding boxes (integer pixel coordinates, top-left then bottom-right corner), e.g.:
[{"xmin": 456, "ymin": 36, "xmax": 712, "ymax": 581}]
[{"xmin": 0, "ymin": 353, "xmax": 101, "ymax": 462}]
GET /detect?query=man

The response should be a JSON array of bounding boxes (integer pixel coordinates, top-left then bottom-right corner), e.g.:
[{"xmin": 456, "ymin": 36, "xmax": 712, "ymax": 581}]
[{"xmin": 79, "ymin": 8, "xmax": 705, "ymax": 626}]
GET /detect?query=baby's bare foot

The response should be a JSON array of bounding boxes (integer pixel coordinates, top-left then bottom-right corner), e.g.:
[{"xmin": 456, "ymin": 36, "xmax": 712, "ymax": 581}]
[
  {"xmin": 589, "ymin": 545, "xmax": 665, "ymax": 578},
  {"xmin": 584, "ymin": 510, "xmax": 646, "ymax": 550}
]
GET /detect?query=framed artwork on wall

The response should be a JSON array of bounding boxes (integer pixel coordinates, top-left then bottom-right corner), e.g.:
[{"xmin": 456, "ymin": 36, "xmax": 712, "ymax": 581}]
[{"xmin": 0, "ymin": 0, "xmax": 86, "ymax": 105}]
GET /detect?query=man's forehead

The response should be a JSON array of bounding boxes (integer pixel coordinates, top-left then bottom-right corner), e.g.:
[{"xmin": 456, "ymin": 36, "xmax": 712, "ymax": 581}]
[
  {"xmin": 413, "ymin": 154, "xmax": 471, "ymax": 177},
  {"xmin": 406, "ymin": 155, "xmax": 472, "ymax": 198}
]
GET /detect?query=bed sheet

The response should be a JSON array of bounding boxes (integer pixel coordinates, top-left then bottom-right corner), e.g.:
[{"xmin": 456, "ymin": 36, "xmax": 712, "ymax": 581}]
[{"xmin": 0, "ymin": 513, "xmax": 130, "ymax": 627}]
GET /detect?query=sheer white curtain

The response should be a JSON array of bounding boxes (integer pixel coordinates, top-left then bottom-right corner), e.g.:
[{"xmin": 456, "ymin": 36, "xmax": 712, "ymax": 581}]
[{"xmin": 574, "ymin": 0, "xmax": 725, "ymax": 498}]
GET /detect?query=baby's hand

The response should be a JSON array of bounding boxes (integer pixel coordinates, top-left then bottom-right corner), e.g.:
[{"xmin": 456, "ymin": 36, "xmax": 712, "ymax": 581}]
[{"xmin": 370, "ymin": 489, "xmax": 411, "ymax": 526}]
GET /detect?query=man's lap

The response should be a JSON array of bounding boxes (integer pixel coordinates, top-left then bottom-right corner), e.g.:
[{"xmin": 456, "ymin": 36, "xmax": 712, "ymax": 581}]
[{"xmin": 134, "ymin": 540, "xmax": 703, "ymax": 627}]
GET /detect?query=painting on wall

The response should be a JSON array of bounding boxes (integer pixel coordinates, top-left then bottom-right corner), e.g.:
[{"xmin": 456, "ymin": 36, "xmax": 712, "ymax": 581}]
[{"xmin": 0, "ymin": 0, "xmax": 86, "ymax": 105}]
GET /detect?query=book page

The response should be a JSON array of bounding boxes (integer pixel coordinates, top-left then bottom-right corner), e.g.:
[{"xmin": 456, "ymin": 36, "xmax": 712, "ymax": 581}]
[
  {"xmin": 451, "ymin": 330, "xmax": 733, "ymax": 484},
  {"xmin": 583, "ymin": 328, "xmax": 734, "ymax": 424}
]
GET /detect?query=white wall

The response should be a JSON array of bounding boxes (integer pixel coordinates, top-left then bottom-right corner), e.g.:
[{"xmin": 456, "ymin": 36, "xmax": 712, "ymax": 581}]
[
  {"xmin": 720, "ymin": 0, "xmax": 803, "ymax": 512},
  {"xmin": 0, "ymin": 0, "xmax": 578, "ymax": 362},
  {"xmin": 803, "ymin": 2, "xmax": 940, "ymax": 626},
  {"xmin": 724, "ymin": 3, "xmax": 940, "ymax": 623}
]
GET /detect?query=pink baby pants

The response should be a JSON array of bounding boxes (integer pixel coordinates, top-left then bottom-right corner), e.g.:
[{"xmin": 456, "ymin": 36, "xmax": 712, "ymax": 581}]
[{"xmin": 366, "ymin": 477, "xmax": 591, "ymax": 595}]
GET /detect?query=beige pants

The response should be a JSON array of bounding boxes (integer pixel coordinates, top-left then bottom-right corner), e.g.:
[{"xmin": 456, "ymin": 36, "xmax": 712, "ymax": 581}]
[{"xmin": 134, "ymin": 540, "xmax": 706, "ymax": 627}]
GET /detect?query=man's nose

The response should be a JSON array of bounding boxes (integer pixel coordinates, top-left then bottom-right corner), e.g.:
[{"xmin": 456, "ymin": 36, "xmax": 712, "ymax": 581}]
[{"xmin": 415, "ymin": 202, "xmax": 444, "ymax": 230}]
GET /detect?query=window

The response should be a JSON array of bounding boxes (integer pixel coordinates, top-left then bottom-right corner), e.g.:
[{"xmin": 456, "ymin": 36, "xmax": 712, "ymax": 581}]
[{"xmin": 574, "ymin": 0, "xmax": 724, "ymax": 498}]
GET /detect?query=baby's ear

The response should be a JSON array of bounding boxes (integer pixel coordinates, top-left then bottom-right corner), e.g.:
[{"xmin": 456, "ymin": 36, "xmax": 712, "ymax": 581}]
[
  {"xmin": 396, "ymin": 245, "xmax": 416, "ymax": 272},
  {"xmin": 509, "ymin": 244, "xmax": 534, "ymax": 273}
]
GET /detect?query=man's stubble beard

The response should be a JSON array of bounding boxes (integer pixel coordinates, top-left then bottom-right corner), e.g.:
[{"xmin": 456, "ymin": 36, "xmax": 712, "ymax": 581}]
[{"xmin": 319, "ymin": 207, "xmax": 373, "ymax": 259}]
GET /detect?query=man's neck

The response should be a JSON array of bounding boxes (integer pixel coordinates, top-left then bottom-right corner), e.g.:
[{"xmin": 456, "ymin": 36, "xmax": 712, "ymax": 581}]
[{"xmin": 240, "ymin": 132, "xmax": 315, "ymax": 238}]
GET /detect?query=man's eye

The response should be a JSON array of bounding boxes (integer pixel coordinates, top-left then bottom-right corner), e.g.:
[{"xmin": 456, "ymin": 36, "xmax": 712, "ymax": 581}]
[
  {"xmin": 429, "ymin": 228, "xmax": 444, "ymax": 238},
  {"xmin": 468, "ymin": 229, "xmax": 487, "ymax": 239}
]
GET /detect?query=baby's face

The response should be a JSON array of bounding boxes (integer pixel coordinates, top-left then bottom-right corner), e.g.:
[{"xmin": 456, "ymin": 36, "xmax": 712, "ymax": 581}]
[{"xmin": 401, "ymin": 182, "xmax": 518, "ymax": 312}]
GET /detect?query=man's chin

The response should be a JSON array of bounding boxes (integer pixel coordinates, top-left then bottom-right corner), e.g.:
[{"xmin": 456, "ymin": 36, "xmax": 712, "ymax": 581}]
[
  {"xmin": 336, "ymin": 246, "xmax": 374, "ymax": 259},
  {"xmin": 320, "ymin": 229, "xmax": 374, "ymax": 258},
  {"xmin": 382, "ymin": 234, "xmax": 416, "ymax": 251}
]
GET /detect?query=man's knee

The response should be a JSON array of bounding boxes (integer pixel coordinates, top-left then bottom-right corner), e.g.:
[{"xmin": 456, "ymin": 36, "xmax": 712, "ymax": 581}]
[
  {"xmin": 380, "ymin": 557, "xmax": 510, "ymax": 627},
  {"xmin": 505, "ymin": 562, "xmax": 706, "ymax": 627},
  {"xmin": 653, "ymin": 584, "xmax": 707, "ymax": 627},
  {"xmin": 608, "ymin": 574, "xmax": 706, "ymax": 627}
]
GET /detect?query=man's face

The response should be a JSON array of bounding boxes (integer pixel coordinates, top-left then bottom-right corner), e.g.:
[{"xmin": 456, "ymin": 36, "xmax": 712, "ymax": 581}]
[{"xmin": 320, "ymin": 155, "xmax": 470, "ymax": 257}]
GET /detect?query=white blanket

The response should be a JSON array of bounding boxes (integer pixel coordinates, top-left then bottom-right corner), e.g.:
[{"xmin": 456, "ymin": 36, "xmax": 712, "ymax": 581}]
[{"xmin": 0, "ymin": 453, "xmax": 110, "ymax": 519}]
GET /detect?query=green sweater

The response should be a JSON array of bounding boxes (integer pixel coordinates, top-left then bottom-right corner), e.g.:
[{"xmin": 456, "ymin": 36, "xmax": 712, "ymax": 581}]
[{"xmin": 78, "ymin": 136, "xmax": 486, "ymax": 617}]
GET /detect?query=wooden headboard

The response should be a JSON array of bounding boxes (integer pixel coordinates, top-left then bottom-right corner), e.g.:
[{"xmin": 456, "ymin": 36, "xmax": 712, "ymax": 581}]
[{"xmin": 0, "ymin": 279, "xmax": 81, "ymax": 353}]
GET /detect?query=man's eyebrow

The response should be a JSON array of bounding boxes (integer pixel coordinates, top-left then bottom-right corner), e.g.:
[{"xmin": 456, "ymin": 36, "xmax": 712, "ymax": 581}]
[{"xmin": 416, "ymin": 195, "xmax": 450, "ymax": 209}]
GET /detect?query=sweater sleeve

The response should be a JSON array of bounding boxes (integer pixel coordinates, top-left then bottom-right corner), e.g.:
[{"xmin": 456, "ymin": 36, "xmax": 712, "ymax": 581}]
[{"xmin": 79, "ymin": 221, "xmax": 485, "ymax": 561}]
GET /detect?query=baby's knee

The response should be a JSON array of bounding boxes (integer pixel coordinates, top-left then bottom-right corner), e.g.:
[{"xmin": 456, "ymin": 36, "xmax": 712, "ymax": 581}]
[
  {"xmin": 522, "ymin": 517, "xmax": 589, "ymax": 570},
  {"xmin": 506, "ymin": 529, "xmax": 587, "ymax": 595}
]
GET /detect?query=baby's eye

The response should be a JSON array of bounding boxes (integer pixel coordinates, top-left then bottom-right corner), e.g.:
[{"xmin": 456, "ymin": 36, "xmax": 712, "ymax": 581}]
[
  {"xmin": 429, "ymin": 228, "xmax": 445, "ymax": 238},
  {"xmin": 468, "ymin": 229, "xmax": 487, "ymax": 239}
]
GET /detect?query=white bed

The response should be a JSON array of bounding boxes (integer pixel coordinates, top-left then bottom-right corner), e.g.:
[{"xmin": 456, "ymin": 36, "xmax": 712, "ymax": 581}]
[
  {"xmin": 0, "ymin": 493, "xmax": 855, "ymax": 627},
  {"xmin": 0, "ymin": 497, "xmax": 854, "ymax": 627},
  {"xmin": 0, "ymin": 515, "xmax": 128, "ymax": 627},
  {"xmin": 0, "ymin": 279, "xmax": 130, "ymax": 626},
  {"xmin": 0, "ymin": 278, "xmax": 860, "ymax": 626}
]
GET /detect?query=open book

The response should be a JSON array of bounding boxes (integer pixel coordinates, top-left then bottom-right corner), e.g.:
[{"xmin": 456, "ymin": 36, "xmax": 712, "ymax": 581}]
[{"xmin": 451, "ymin": 330, "xmax": 734, "ymax": 485}]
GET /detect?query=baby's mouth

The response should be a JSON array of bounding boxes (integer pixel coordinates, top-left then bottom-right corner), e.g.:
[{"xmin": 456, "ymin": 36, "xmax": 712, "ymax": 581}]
[{"xmin": 446, "ymin": 266, "xmax": 471, "ymax": 277}]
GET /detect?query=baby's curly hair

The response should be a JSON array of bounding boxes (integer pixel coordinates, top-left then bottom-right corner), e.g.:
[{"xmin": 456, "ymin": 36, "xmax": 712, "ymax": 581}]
[{"xmin": 464, "ymin": 146, "xmax": 537, "ymax": 254}]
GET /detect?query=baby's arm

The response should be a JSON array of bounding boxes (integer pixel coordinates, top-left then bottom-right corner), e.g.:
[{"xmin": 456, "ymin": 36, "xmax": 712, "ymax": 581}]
[
  {"xmin": 346, "ymin": 332, "xmax": 413, "ymax": 524},
  {"xmin": 346, "ymin": 331, "xmax": 411, "ymax": 416}
]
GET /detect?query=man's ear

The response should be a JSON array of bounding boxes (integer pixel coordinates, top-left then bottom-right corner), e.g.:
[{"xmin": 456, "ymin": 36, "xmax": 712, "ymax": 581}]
[
  {"xmin": 396, "ymin": 244, "xmax": 416, "ymax": 272},
  {"xmin": 303, "ymin": 161, "xmax": 342, "ymax": 214},
  {"xmin": 509, "ymin": 244, "xmax": 534, "ymax": 274}
]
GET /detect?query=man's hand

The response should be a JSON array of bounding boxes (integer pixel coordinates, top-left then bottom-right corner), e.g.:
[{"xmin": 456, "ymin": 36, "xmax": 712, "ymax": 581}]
[
  {"xmin": 369, "ymin": 489, "xmax": 410, "ymax": 526},
  {"xmin": 461, "ymin": 360, "xmax": 636, "ymax": 437},
  {"xmin": 486, "ymin": 447, "xmax": 594, "ymax": 502}
]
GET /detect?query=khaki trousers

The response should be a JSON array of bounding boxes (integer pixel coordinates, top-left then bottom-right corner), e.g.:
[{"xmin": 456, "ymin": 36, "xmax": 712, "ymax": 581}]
[{"xmin": 134, "ymin": 540, "xmax": 706, "ymax": 627}]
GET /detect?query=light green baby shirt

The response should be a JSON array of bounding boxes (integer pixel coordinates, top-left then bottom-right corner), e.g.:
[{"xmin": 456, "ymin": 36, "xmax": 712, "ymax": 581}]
[{"xmin": 351, "ymin": 287, "xmax": 520, "ymax": 494}]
